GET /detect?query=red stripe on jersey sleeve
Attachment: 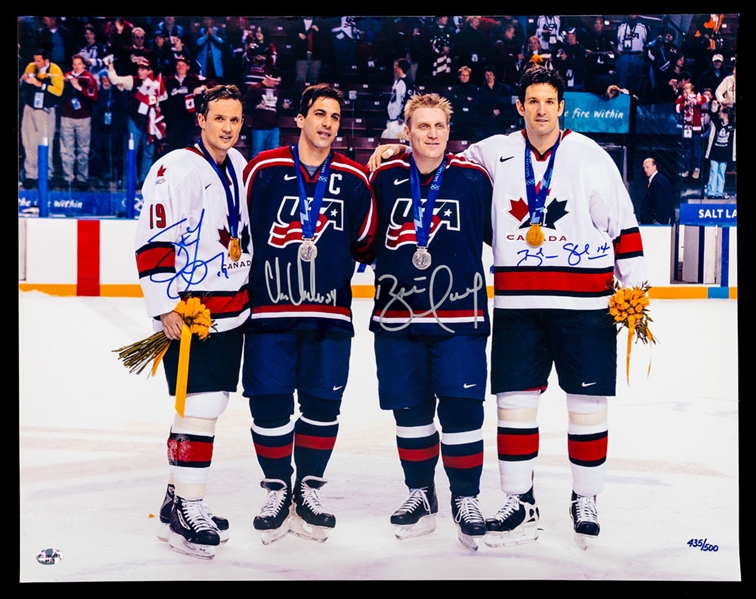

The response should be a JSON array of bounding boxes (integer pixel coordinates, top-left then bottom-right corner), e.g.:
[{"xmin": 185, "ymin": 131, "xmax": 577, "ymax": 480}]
[
  {"xmin": 613, "ymin": 227, "xmax": 644, "ymax": 258},
  {"xmin": 136, "ymin": 242, "xmax": 175, "ymax": 277},
  {"xmin": 200, "ymin": 290, "xmax": 249, "ymax": 318}
]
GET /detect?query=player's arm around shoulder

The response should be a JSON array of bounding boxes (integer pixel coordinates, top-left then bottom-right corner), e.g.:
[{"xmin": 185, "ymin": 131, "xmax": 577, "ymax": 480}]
[
  {"xmin": 459, "ymin": 133, "xmax": 512, "ymax": 178},
  {"xmin": 451, "ymin": 154, "xmax": 495, "ymax": 247}
]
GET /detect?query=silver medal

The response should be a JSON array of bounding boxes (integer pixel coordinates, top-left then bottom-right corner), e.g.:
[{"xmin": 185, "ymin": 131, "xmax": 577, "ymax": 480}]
[
  {"xmin": 299, "ymin": 238, "xmax": 317, "ymax": 262},
  {"xmin": 412, "ymin": 246, "xmax": 432, "ymax": 270}
]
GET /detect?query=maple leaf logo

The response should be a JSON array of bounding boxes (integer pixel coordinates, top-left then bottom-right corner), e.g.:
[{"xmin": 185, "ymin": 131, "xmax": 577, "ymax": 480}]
[
  {"xmin": 509, "ymin": 197, "xmax": 570, "ymax": 230},
  {"xmin": 218, "ymin": 224, "xmax": 251, "ymax": 251},
  {"xmin": 508, "ymin": 198, "xmax": 529, "ymax": 222},
  {"xmin": 157, "ymin": 164, "xmax": 166, "ymax": 177}
]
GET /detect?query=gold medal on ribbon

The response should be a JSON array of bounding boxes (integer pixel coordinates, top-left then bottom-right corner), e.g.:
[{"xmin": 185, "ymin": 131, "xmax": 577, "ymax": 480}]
[
  {"xmin": 526, "ymin": 224, "xmax": 545, "ymax": 248},
  {"xmin": 229, "ymin": 237, "xmax": 241, "ymax": 261}
]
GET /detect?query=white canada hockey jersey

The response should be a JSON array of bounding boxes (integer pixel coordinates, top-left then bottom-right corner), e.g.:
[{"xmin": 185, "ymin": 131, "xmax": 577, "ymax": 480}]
[
  {"xmin": 135, "ymin": 146, "xmax": 251, "ymax": 332},
  {"xmin": 462, "ymin": 129, "xmax": 646, "ymax": 311}
]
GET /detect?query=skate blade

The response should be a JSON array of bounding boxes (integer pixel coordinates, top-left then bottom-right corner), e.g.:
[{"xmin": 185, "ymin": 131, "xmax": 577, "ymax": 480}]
[
  {"xmin": 157, "ymin": 521, "xmax": 170, "ymax": 542},
  {"xmin": 160, "ymin": 521, "xmax": 228, "ymax": 544},
  {"xmin": 259, "ymin": 517, "xmax": 291, "ymax": 546},
  {"xmin": 394, "ymin": 514, "xmax": 437, "ymax": 540},
  {"xmin": 573, "ymin": 531, "xmax": 597, "ymax": 551},
  {"xmin": 457, "ymin": 529, "xmax": 483, "ymax": 551},
  {"xmin": 288, "ymin": 513, "xmax": 332, "ymax": 543},
  {"xmin": 483, "ymin": 524, "xmax": 540, "ymax": 548},
  {"xmin": 168, "ymin": 532, "xmax": 217, "ymax": 560}
]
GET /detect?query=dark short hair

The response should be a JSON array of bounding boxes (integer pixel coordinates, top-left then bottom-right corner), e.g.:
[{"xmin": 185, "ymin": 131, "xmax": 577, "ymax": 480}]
[
  {"xmin": 199, "ymin": 84, "xmax": 243, "ymax": 117},
  {"xmin": 518, "ymin": 66, "xmax": 565, "ymax": 104},
  {"xmin": 298, "ymin": 83, "xmax": 344, "ymax": 117},
  {"xmin": 395, "ymin": 58, "xmax": 410, "ymax": 74}
]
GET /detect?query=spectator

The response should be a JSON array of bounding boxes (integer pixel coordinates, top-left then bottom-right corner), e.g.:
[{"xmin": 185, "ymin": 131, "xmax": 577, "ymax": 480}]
[
  {"xmin": 640, "ymin": 158, "xmax": 674, "ymax": 225},
  {"xmin": 107, "ymin": 56, "xmax": 168, "ymax": 186},
  {"xmin": 675, "ymin": 82, "xmax": 705, "ymax": 179},
  {"xmin": 382, "ymin": 58, "xmax": 414, "ymax": 139},
  {"xmin": 615, "ymin": 15, "xmax": 649, "ymax": 100},
  {"xmin": 20, "ymin": 49, "xmax": 64, "ymax": 188},
  {"xmin": 194, "ymin": 17, "xmax": 229, "ymax": 82},
  {"xmin": 91, "ymin": 69, "xmax": 130, "ymax": 188},
  {"xmin": 162, "ymin": 56, "xmax": 209, "ymax": 153},
  {"xmin": 426, "ymin": 15, "xmax": 455, "ymax": 85},
  {"xmin": 453, "ymin": 16, "xmax": 489, "ymax": 83},
  {"xmin": 704, "ymin": 105, "xmax": 735, "ymax": 199},
  {"xmin": 78, "ymin": 24, "xmax": 107, "ymax": 81},
  {"xmin": 535, "ymin": 15, "xmax": 563, "ymax": 52},
  {"xmin": 60, "ymin": 53, "xmax": 98, "ymax": 189},
  {"xmin": 477, "ymin": 65, "xmax": 510, "ymax": 136},
  {"xmin": 289, "ymin": 17, "xmax": 328, "ymax": 84},
  {"xmin": 449, "ymin": 65, "xmax": 479, "ymax": 141},
  {"xmin": 243, "ymin": 72, "xmax": 282, "ymax": 158},
  {"xmin": 555, "ymin": 27, "xmax": 587, "ymax": 91}
]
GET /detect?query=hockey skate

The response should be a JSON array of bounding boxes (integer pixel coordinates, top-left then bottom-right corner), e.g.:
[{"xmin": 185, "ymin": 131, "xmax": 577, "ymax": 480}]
[
  {"xmin": 484, "ymin": 486, "xmax": 540, "ymax": 548},
  {"xmin": 157, "ymin": 484, "xmax": 229, "ymax": 543},
  {"xmin": 168, "ymin": 495, "xmax": 221, "ymax": 560},
  {"xmin": 570, "ymin": 491, "xmax": 599, "ymax": 550},
  {"xmin": 390, "ymin": 485, "xmax": 439, "ymax": 540},
  {"xmin": 451, "ymin": 495, "xmax": 486, "ymax": 551},
  {"xmin": 289, "ymin": 476, "xmax": 336, "ymax": 543},
  {"xmin": 254, "ymin": 479, "xmax": 292, "ymax": 545}
]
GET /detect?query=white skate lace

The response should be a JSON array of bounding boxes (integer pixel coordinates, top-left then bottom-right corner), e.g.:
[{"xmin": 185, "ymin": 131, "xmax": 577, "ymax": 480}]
[
  {"xmin": 259, "ymin": 487, "xmax": 289, "ymax": 517},
  {"xmin": 572, "ymin": 495, "xmax": 598, "ymax": 524},
  {"xmin": 454, "ymin": 496, "xmax": 484, "ymax": 524},
  {"xmin": 300, "ymin": 481, "xmax": 327, "ymax": 515},
  {"xmin": 181, "ymin": 499, "xmax": 216, "ymax": 533},
  {"xmin": 397, "ymin": 488, "xmax": 431, "ymax": 514},
  {"xmin": 492, "ymin": 494, "xmax": 521, "ymax": 522}
]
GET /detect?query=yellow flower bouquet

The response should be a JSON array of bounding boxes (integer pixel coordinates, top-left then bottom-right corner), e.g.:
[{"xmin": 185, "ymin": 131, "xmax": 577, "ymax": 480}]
[
  {"xmin": 608, "ymin": 280, "xmax": 657, "ymax": 384},
  {"xmin": 113, "ymin": 296, "xmax": 215, "ymax": 377}
]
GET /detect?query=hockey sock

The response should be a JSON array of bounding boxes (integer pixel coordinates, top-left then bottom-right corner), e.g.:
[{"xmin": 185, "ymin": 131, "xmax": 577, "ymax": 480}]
[
  {"xmin": 437, "ymin": 396, "xmax": 484, "ymax": 497},
  {"xmin": 496, "ymin": 391, "xmax": 541, "ymax": 494},
  {"xmin": 168, "ymin": 415, "xmax": 216, "ymax": 500},
  {"xmin": 249, "ymin": 393, "xmax": 295, "ymax": 483},
  {"xmin": 393, "ymin": 397, "xmax": 439, "ymax": 489},
  {"xmin": 293, "ymin": 393, "xmax": 341, "ymax": 479},
  {"xmin": 167, "ymin": 391, "xmax": 230, "ymax": 500},
  {"xmin": 566, "ymin": 394, "xmax": 608, "ymax": 496}
]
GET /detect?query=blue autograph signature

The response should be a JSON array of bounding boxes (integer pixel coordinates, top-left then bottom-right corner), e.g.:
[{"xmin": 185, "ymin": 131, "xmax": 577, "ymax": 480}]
[
  {"xmin": 147, "ymin": 209, "xmax": 229, "ymax": 299},
  {"xmin": 516, "ymin": 241, "xmax": 611, "ymax": 267}
]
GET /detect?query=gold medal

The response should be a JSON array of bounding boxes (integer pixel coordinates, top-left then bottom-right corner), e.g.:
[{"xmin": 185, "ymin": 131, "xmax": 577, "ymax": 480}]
[
  {"xmin": 526, "ymin": 224, "xmax": 545, "ymax": 248},
  {"xmin": 229, "ymin": 237, "xmax": 241, "ymax": 261}
]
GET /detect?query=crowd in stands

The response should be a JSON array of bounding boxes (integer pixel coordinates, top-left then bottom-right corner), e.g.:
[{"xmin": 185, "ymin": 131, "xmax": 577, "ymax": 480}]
[{"xmin": 18, "ymin": 15, "xmax": 736, "ymax": 198}]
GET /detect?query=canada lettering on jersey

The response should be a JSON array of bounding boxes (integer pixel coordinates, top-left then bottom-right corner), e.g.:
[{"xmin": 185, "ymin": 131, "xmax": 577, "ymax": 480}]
[
  {"xmin": 268, "ymin": 196, "xmax": 344, "ymax": 248},
  {"xmin": 385, "ymin": 197, "xmax": 460, "ymax": 249}
]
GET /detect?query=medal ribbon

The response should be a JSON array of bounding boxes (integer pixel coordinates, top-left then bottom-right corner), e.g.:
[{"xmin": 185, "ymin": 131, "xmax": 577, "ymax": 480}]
[
  {"xmin": 197, "ymin": 137, "xmax": 240, "ymax": 241},
  {"xmin": 291, "ymin": 145, "xmax": 331, "ymax": 240},
  {"xmin": 524, "ymin": 135, "xmax": 560, "ymax": 226},
  {"xmin": 409, "ymin": 154, "xmax": 445, "ymax": 248}
]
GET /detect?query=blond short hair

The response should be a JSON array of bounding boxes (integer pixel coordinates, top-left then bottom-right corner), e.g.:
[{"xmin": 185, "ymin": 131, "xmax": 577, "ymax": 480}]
[{"xmin": 404, "ymin": 93, "xmax": 453, "ymax": 127}]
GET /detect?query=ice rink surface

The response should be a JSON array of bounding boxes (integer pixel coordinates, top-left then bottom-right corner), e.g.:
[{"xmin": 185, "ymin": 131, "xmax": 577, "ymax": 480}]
[{"xmin": 19, "ymin": 291, "xmax": 740, "ymax": 581}]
